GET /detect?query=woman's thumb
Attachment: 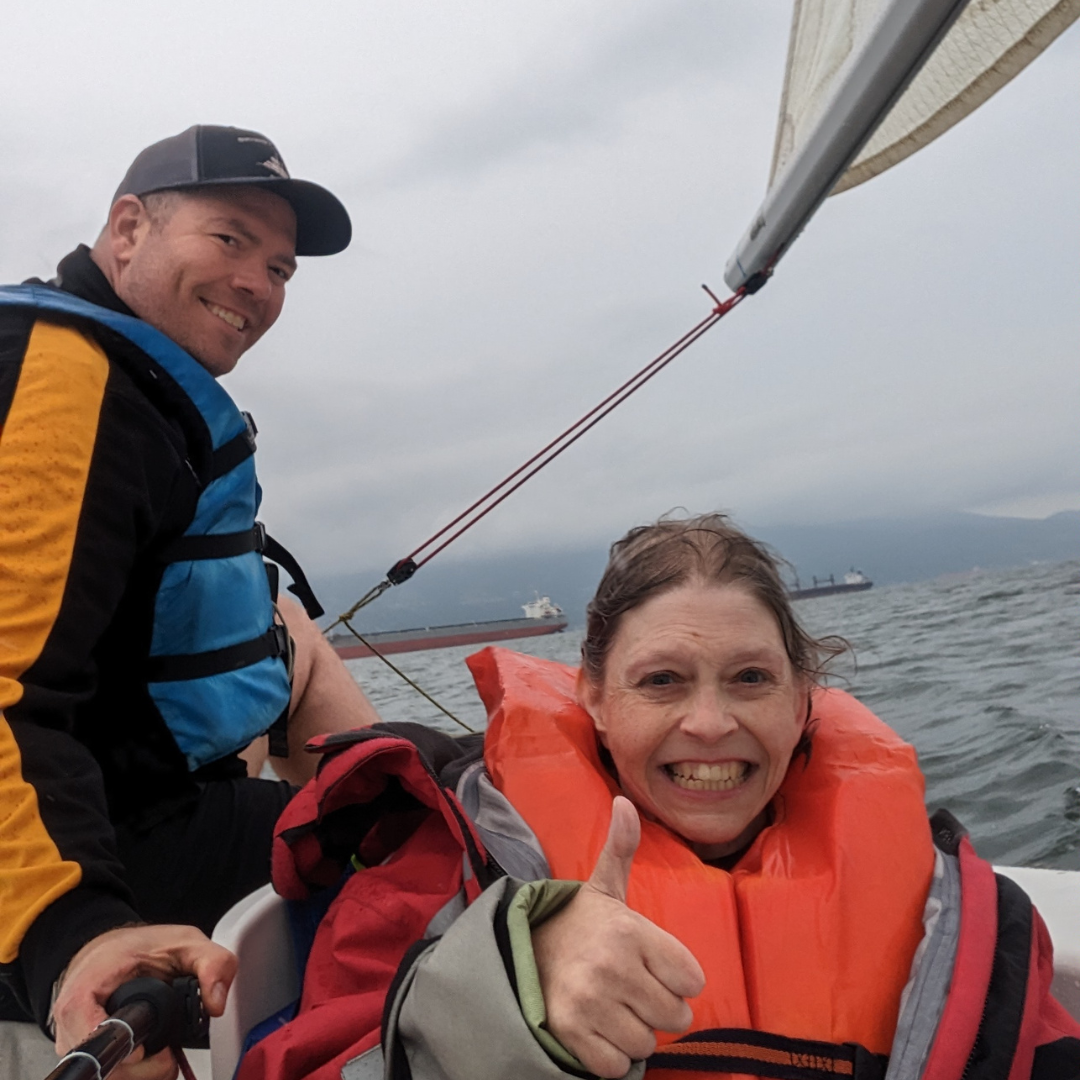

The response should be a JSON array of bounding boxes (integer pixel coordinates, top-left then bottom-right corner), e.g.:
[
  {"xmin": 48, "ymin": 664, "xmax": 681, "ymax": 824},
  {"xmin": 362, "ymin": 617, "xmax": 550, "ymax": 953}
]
[{"xmin": 586, "ymin": 796, "xmax": 641, "ymax": 903}]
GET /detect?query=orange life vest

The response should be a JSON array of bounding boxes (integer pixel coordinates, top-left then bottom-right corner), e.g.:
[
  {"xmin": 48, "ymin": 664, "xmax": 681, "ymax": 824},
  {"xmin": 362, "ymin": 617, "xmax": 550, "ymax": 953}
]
[{"xmin": 474, "ymin": 647, "xmax": 935, "ymax": 1072}]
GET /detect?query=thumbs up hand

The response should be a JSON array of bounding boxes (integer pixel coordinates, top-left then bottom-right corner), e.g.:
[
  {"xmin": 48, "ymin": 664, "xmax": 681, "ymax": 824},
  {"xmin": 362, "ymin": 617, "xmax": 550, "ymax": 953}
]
[{"xmin": 532, "ymin": 797, "xmax": 705, "ymax": 1079}]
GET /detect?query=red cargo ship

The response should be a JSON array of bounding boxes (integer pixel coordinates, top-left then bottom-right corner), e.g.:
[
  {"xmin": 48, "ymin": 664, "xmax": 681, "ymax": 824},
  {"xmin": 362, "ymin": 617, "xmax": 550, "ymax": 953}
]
[{"xmin": 330, "ymin": 595, "xmax": 568, "ymax": 659}]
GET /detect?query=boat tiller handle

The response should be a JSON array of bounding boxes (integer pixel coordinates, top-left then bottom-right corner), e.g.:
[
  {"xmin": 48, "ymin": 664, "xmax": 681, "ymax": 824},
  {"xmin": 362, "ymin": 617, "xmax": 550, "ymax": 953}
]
[{"xmin": 43, "ymin": 975, "xmax": 208, "ymax": 1080}]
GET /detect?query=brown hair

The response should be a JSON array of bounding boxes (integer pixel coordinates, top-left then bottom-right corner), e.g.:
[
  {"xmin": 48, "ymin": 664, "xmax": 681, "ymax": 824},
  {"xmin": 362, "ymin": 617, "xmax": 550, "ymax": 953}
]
[{"xmin": 581, "ymin": 513, "xmax": 847, "ymax": 686}]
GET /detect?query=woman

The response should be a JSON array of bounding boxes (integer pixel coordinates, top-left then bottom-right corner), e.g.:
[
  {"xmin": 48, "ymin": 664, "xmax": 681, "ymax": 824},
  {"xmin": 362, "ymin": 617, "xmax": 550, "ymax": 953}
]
[
  {"xmin": 490, "ymin": 512, "xmax": 929, "ymax": 1077},
  {"xmin": 386, "ymin": 514, "xmax": 1078, "ymax": 1080},
  {"xmin": 250, "ymin": 514, "xmax": 1079, "ymax": 1080}
]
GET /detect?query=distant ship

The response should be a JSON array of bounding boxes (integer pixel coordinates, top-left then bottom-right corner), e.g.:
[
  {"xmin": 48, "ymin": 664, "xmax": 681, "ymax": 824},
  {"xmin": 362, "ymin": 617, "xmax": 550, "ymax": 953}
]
[
  {"xmin": 329, "ymin": 594, "xmax": 568, "ymax": 659},
  {"xmin": 789, "ymin": 569, "xmax": 873, "ymax": 601}
]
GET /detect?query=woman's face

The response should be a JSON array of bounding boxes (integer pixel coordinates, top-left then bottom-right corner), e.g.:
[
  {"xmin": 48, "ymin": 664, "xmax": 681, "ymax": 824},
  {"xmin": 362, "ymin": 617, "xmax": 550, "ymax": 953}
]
[{"xmin": 579, "ymin": 582, "xmax": 807, "ymax": 857}]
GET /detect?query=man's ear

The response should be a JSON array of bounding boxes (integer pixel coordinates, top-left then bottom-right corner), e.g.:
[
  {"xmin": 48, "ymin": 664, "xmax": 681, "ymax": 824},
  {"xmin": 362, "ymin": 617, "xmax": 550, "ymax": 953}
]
[
  {"xmin": 107, "ymin": 195, "xmax": 151, "ymax": 267},
  {"xmin": 575, "ymin": 667, "xmax": 609, "ymax": 745}
]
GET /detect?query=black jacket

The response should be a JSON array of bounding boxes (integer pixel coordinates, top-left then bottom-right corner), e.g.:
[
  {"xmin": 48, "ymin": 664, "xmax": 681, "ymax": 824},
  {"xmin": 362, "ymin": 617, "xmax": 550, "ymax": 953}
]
[{"xmin": 0, "ymin": 247, "xmax": 249, "ymax": 1027}]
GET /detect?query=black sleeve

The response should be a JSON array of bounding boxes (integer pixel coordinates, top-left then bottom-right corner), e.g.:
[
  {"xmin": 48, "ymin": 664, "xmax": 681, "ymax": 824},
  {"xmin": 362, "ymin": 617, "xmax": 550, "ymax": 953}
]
[
  {"xmin": 0, "ymin": 312, "xmax": 200, "ymax": 1029},
  {"xmin": 3, "ymin": 722, "xmax": 141, "ymax": 1026},
  {"xmin": 1033, "ymin": 1039, "xmax": 1080, "ymax": 1080}
]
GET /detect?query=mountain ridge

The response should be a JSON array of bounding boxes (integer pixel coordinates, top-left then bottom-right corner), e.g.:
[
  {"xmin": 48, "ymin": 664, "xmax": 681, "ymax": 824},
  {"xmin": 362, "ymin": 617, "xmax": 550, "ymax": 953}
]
[{"xmin": 309, "ymin": 510, "xmax": 1080, "ymax": 631}]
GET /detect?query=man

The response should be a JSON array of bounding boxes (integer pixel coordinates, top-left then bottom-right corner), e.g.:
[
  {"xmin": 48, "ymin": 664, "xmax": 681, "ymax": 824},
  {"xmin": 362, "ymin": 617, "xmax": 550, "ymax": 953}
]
[{"xmin": 0, "ymin": 125, "xmax": 379, "ymax": 1077}]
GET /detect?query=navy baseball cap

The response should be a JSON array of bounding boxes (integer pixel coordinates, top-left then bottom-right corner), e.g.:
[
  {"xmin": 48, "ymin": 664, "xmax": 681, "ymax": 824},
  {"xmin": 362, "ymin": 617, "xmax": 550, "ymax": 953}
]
[{"xmin": 112, "ymin": 125, "xmax": 351, "ymax": 256}]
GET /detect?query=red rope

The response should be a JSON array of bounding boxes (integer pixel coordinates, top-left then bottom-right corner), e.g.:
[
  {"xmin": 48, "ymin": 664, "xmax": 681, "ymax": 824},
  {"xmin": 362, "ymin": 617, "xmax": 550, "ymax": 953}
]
[
  {"xmin": 403, "ymin": 293, "xmax": 741, "ymax": 564},
  {"xmin": 328, "ymin": 286, "xmax": 746, "ymax": 629},
  {"xmin": 413, "ymin": 292, "xmax": 743, "ymax": 567}
]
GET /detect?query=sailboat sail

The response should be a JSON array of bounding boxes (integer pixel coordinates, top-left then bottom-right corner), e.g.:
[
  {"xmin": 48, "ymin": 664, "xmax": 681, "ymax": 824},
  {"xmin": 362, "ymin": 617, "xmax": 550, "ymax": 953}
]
[
  {"xmin": 778, "ymin": 0, "xmax": 1080, "ymax": 193},
  {"xmin": 725, "ymin": 0, "xmax": 1080, "ymax": 290}
]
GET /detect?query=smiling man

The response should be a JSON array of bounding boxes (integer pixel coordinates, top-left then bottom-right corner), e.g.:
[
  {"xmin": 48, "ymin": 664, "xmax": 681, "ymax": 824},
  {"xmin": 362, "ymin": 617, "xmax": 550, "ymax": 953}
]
[
  {"xmin": 109, "ymin": 187, "xmax": 298, "ymax": 376},
  {"xmin": 0, "ymin": 126, "xmax": 379, "ymax": 1077}
]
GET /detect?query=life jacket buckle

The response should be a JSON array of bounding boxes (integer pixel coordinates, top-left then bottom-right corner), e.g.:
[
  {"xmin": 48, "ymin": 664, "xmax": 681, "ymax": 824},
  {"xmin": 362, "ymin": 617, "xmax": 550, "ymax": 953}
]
[
  {"xmin": 242, "ymin": 410, "xmax": 258, "ymax": 450},
  {"xmin": 253, "ymin": 521, "xmax": 267, "ymax": 554},
  {"xmin": 271, "ymin": 621, "xmax": 291, "ymax": 659}
]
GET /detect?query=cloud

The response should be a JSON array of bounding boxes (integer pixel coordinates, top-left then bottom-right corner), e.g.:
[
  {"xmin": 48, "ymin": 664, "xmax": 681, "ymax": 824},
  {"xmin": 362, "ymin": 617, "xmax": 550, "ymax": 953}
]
[
  {"xmin": 371, "ymin": 1, "xmax": 787, "ymax": 189},
  {"xmin": 3, "ymin": 5, "xmax": 1077, "ymax": 579}
]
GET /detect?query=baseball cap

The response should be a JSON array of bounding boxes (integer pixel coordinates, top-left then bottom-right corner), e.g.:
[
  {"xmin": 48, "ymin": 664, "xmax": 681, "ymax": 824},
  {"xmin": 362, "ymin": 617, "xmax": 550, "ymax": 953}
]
[{"xmin": 112, "ymin": 125, "xmax": 351, "ymax": 256}]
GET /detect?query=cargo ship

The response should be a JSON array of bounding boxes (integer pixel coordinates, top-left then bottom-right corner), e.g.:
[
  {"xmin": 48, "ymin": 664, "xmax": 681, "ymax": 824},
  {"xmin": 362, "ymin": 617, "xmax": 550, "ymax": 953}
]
[
  {"xmin": 329, "ymin": 594, "xmax": 568, "ymax": 659},
  {"xmin": 789, "ymin": 569, "xmax": 873, "ymax": 601}
]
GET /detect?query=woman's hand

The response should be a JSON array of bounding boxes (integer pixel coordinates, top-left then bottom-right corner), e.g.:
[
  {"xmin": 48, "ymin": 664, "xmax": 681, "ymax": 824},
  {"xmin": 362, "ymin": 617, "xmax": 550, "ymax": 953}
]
[{"xmin": 532, "ymin": 797, "xmax": 705, "ymax": 1079}]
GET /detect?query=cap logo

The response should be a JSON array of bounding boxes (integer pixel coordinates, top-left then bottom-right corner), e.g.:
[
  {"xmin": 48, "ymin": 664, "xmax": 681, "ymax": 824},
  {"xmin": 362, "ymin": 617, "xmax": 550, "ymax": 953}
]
[
  {"xmin": 118, "ymin": 126, "xmax": 350, "ymax": 253},
  {"xmin": 259, "ymin": 155, "xmax": 290, "ymax": 179}
]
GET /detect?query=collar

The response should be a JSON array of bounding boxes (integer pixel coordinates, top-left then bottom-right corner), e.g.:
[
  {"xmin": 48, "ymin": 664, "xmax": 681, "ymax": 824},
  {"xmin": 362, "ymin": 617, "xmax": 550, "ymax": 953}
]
[{"xmin": 41, "ymin": 245, "xmax": 138, "ymax": 318}]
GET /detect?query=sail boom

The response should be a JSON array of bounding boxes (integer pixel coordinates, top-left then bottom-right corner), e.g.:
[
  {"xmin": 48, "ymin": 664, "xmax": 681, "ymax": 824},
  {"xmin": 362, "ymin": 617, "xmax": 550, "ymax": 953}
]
[{"xmin": 724, "ymin": 0, "xmax": 969, "ymax": 291}]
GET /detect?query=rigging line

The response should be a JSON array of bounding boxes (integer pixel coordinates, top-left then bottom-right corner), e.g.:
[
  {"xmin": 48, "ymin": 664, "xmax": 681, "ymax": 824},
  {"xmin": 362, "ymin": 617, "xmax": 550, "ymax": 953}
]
[
  {"xmin": 324, "ymin": 284, "xmax": 747, "ymax": 633},
  {"xmin": 401, "ymin": 294, "xmax": 741, "ymax": 565},
  {"xmin": 414, "ymin": 302, "xmax": 735, "ymax": 568},
  {"xmin": 335, "ymin": 580, "xmax": 393, "ymax": 628},
  {"xmin": 340, "ymin": 617, "xmax": 476, "ymax": 733}
]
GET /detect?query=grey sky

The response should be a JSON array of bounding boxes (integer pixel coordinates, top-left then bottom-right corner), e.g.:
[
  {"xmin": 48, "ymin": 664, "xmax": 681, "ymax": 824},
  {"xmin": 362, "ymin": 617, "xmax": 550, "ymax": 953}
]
[{"xmin": 3, "ymin": 1, "xmax": 1077, "ymax": 577}]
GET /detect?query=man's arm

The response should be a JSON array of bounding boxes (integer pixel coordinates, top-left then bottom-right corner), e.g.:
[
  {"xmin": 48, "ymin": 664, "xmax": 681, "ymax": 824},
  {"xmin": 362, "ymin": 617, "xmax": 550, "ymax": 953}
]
[{"xmin": 0, "ymin": 317, "xmax": 145, "ymax": 1026}]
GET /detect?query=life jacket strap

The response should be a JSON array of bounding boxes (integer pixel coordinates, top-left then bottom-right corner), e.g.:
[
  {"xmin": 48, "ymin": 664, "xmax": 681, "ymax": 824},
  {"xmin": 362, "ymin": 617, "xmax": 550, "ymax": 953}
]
[
  {"xmin": 157, "ymin": 523, "xmax": 265, "ymax": 563},
  {"xmin": 147, "ymin": 623, "xmax": 290, "ymax": 682},
  {"xmin": 209, "ymin": 411, "xmax": 258, "ymax": 481},
  {"xmin": 261, "ymin": 532, "xmax": 325, "ymax": 619},
  {"xmin": 265, "ymin": 561, "xmax": 280, "ymax": 602},
  {"xmin": 155, "ymin": 522, "xmax": 324, "ymax": 620},
  {"xmin": 647, "ymin": 1029, "xmax": 887, "ymax": 1080},
  {"xmin": 267, "ymin": 703, "xmax": 290, "ymax": 758}
]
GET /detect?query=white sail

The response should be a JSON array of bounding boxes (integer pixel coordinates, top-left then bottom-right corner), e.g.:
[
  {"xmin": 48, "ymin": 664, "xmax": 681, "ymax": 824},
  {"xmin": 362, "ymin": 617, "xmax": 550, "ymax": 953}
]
[
  {"xmin": 777, "ymin": 0, "xmax": 1080, "ymax": 193},
  {"xmin": 725, "ymin": 0, "xmax": 1080, "ymax": 290}
]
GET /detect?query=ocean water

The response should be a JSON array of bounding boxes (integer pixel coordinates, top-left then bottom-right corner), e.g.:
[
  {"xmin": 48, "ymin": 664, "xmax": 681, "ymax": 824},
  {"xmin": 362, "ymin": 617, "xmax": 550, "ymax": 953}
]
[{"xmin": 343, "ymin": 558, "xmax": 1080, "ymax": 870}]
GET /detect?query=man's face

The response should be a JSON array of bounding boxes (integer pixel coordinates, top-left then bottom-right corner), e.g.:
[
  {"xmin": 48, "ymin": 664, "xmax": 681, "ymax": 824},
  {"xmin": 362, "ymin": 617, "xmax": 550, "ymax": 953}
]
[{"xmin": 114, "ymin": 188, "xmax": 298, "ymax": 376}]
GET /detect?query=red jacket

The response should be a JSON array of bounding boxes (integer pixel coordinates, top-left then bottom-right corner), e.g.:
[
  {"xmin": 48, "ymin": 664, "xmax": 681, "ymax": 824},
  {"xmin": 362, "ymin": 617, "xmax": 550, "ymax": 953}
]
[{"xmin": 236, "ymin": 724, "xmax": 501, "ymax": 1080}]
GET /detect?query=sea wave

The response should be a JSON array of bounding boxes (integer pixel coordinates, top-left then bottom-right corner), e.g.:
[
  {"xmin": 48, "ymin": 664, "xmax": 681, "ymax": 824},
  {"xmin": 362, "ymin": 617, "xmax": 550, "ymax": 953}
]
[{"xmin": 345, "ymin": 557, "xmax": 1080, "ymax": 869}]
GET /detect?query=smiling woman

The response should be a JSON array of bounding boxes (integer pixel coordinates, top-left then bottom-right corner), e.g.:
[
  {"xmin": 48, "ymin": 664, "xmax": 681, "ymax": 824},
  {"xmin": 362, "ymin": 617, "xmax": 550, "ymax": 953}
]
[
  {"xmin": 485, "ymin": 516, "xmax": 937, "ymax": 1075},
  {"xmin": 239, "ymin": 513, "xmax": 1080, "ymax": 1080},
  {"xmin": 574, "ymin": 514, "xmax": 845, "ymax": 859},
  {"xmin": 412, "ymin": 513, "xmax": 1079, "ymax": 1079}
]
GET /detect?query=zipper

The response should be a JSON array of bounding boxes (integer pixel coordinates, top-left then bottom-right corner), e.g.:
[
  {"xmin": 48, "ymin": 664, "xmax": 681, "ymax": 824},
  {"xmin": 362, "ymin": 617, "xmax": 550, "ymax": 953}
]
[{"xmin": 959, "ymin": 987, "xmax": 990, "ymax": 1080}]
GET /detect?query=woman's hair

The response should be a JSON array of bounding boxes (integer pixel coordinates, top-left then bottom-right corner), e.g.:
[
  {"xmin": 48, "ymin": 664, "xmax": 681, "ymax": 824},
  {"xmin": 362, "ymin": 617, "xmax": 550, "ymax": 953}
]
[{"xmin": 581, "ymin": 513, "xmax": 847, "ymax": 685}]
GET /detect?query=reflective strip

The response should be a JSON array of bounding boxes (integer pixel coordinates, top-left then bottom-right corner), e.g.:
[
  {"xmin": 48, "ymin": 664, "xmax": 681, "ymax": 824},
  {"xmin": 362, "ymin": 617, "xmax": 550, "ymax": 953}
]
[
  {"xmin": 649, "ymin": 1029, "xmax": 887, "ymax": 1079},
  {"xmin": 656, "ymin": 1039, "xmax": 853, "ymax": 1072},
  {"xmin": 0, "ymin": 321, "xmax": 108, "ymax": 961},
  {"xmin": 341, "ymin": 1045, "xmax": 383, "ymax": 1080}
]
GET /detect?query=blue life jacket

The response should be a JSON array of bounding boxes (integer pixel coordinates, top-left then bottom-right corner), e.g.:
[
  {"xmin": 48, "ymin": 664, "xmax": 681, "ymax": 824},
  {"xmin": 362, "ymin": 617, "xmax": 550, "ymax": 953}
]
[{"xmin": 0, "ymin": 284, "xmax": 323, "ymax": 770}]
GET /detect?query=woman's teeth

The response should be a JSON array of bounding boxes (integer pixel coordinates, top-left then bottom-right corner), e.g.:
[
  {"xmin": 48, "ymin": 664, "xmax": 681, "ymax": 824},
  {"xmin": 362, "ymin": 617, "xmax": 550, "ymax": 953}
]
[
  {"xmin": 206, "ymin": 303, "xmax": 246, "ymax": 330},
  {"xmin": 665, "ymin": 761, "xmax": 750, "ymax": 791}
]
